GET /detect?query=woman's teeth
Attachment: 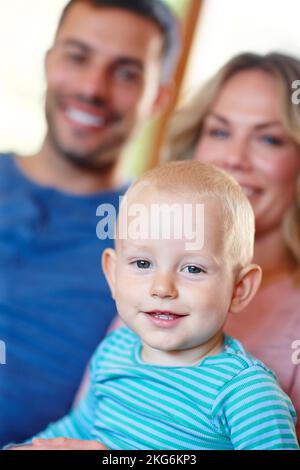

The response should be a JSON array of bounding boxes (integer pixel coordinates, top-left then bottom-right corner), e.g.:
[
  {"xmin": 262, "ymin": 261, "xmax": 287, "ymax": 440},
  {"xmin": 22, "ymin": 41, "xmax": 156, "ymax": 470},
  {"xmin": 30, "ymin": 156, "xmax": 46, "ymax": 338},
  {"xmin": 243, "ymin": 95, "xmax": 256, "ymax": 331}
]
[{"xmin": 241, "ymin": 186, "xmax": 260, "ymax": 197}]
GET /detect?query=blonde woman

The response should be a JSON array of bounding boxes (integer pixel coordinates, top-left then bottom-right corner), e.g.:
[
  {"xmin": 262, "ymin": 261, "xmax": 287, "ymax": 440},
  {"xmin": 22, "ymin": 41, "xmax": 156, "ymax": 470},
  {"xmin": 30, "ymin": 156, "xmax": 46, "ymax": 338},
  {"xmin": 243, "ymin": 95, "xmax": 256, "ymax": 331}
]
[{"xmin": 166, "ymin": 52, "xmax": 300, "ymax": 441}]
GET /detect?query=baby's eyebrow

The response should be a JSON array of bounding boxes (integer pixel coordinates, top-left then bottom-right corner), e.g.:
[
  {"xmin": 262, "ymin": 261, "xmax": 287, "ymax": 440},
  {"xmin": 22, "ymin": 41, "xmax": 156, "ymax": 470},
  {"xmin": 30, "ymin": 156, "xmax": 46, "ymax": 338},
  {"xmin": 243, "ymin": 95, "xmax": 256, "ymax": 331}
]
[
  {"xmin": 182, "ymin": 252, "xmax": 220, "ymax": 265},
  {"xmin": 122, "ymin": 243, "xmax": 152, "ymax": 253}
]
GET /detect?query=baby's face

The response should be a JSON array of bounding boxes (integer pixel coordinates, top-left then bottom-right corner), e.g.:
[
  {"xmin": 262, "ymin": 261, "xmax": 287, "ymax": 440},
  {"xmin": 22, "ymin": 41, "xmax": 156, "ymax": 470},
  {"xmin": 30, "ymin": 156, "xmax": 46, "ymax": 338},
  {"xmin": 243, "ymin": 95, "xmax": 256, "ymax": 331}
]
[{"xmin": 106, "ymin": 189, "xmax": 238, "ymax": 365}]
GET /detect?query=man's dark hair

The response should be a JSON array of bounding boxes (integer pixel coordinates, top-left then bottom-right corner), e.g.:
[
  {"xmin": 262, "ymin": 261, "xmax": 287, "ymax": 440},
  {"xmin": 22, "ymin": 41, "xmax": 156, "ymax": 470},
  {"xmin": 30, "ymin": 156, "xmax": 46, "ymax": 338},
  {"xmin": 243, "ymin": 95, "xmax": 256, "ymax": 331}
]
[{"xmin": 56, "ymin": 0, "xmax": 181, "ymax": 82}]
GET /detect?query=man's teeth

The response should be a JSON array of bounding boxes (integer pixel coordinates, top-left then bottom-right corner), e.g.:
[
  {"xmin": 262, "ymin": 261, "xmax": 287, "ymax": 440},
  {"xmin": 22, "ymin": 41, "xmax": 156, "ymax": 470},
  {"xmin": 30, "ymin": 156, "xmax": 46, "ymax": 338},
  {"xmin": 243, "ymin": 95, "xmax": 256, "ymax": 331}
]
[{"xmin": 66, "ymin": 109, "xmax": 105, "ymax": 127}]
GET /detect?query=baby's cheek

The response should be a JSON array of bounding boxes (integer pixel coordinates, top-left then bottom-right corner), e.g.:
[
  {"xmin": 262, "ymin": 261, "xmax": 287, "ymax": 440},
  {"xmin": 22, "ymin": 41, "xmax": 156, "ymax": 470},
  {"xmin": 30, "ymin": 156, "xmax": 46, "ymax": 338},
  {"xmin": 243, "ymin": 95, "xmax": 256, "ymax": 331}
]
[{"xmin": 115, "ymin": 289, "xmax": 137, "ymax": 316}]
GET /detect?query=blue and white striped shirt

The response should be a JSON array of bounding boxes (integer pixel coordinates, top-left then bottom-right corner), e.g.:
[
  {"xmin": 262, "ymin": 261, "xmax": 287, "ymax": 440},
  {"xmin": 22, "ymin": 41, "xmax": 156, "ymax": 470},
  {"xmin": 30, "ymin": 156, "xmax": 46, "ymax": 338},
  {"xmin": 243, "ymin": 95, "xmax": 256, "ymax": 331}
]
[{"xmin": 35, "ymin": 326, "xmax": 299, "ymax": 450}]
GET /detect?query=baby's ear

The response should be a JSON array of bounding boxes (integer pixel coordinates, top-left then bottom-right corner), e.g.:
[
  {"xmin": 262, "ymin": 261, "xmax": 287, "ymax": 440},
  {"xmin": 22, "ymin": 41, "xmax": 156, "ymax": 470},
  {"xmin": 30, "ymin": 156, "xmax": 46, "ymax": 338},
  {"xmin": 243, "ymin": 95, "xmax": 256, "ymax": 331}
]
[
  {"xmin": 102, "ymin": 248, "xmax": 117, "ymax": 300},
  {"xmin": 229, "ymin": 264, "xmax": 262, "ymax": 314}
]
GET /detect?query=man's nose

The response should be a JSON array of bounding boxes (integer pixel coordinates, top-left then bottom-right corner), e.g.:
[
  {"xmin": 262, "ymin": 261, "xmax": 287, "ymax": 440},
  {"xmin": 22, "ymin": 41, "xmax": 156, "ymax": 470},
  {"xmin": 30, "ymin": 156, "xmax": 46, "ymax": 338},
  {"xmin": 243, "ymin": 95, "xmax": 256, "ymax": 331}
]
[
  {"xmin": 78, "ymin": 65, "xmax": 111, "ymax": 101},
  {"xmin": 150, "ymin": 272, "xmax": 178, "ymax": 299}
]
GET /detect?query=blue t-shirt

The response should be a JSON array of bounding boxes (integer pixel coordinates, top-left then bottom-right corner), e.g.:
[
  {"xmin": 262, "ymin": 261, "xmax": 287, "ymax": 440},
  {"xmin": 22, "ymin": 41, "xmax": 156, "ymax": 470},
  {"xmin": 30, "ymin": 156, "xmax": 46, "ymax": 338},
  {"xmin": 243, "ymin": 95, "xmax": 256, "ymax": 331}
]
[{"xmin": 0, "ymin": 153, "xmax": 126, "ymax": 446}]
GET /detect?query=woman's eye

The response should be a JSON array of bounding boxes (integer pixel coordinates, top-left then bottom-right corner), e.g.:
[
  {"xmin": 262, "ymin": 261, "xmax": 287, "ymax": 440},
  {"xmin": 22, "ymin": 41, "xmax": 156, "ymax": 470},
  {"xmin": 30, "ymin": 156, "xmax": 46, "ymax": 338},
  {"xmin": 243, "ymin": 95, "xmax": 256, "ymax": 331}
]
[
  {"xmin": 182, "ymin": 265, "xmax": 203, "ymax": 274},
  {"xmin": 134, "ymin": 260, "xmax": 151, "ymax": 269},
  {"xmin": 207, "ymin": 128, "xmax": 229, "ymax": 139},
  {"xmin": 260, "ymin": 135, "xmax": 284, "ymax": 146}
]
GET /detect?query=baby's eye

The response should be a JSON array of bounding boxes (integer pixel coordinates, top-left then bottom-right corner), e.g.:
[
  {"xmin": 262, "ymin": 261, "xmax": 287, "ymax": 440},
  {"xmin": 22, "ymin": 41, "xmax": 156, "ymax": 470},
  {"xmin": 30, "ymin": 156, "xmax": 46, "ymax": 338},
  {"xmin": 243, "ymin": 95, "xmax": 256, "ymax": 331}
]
[
  {"xmin": 134, "ymin": 260, "xmax": 151, "ymax": 269},
  {"xmin": 182, "ymin": 265, "xmax": 204, "ymax": 274}
]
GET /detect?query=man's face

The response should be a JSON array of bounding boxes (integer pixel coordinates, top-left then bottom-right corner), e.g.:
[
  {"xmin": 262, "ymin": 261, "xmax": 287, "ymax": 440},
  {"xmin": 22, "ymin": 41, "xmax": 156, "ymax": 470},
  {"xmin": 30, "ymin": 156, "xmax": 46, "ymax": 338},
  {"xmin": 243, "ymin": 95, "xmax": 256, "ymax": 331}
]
[{"xmin": 45, "ymin": 3, "xmax": 166, "ymax": 168}]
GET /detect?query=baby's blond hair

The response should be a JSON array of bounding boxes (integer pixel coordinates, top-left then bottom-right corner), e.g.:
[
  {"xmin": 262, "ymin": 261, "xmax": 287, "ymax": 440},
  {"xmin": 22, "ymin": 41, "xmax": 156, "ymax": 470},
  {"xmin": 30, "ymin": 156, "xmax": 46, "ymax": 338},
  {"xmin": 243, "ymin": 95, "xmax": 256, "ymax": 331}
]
[{"xmin": 125, "ymin": 161, "xmax": 255, "ymax": 267}]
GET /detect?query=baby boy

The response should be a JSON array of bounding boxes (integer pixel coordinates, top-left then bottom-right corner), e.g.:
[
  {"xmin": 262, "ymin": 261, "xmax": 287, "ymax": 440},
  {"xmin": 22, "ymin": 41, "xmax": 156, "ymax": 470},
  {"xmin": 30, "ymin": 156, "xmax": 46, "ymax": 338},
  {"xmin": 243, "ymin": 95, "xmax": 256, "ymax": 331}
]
[{"xmin": 11, "ymin": 162, "xmax": 299, "ymax": 450}]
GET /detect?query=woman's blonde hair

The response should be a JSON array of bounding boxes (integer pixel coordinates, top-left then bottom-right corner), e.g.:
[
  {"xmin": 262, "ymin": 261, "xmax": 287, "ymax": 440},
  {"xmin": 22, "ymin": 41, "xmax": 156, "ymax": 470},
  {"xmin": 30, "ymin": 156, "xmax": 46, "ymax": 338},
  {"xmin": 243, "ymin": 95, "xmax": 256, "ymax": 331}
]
[{"xmin": 165, "ymin": 52, "xmax": 300, "ymax": 266}]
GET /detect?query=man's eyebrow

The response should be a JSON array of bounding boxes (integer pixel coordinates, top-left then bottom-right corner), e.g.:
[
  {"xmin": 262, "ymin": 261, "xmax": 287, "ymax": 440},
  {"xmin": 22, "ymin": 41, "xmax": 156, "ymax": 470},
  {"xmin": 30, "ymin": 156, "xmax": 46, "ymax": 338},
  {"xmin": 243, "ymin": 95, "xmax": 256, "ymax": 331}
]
[
  {"xmin": 57, "ymin": 38, "xmax": 144, "ymax": 70},
  {"xmin": 58, "ymin": 38, "xmax": 91, "ymax": 52},
  {"xmin": 114, "ymin": 58, "xmax": 144, "ymax": 71}
]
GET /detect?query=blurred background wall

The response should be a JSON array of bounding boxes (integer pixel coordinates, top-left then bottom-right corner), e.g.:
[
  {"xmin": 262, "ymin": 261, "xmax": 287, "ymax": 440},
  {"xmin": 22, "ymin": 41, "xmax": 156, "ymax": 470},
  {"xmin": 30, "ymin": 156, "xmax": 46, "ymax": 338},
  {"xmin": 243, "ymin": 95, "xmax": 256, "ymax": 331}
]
[{"xmin": 182, "ymin": 0, "xmax": 300, "ymax": 102}]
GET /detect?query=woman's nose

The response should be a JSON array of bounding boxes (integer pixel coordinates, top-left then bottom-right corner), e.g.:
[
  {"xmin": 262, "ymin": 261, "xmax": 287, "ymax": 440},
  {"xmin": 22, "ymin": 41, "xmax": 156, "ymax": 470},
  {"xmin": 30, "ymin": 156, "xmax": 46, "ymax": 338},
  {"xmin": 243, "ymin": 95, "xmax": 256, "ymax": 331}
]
[{"xmin": 222, "ymin": 138, "xmax": 252, "ymax": 171}]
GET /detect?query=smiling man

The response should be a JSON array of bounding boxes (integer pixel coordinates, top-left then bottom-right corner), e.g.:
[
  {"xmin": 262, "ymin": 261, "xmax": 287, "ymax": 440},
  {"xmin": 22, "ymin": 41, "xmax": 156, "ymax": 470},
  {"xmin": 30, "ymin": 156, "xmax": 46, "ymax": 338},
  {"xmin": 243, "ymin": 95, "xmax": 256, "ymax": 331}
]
[{"xmin": 0, "ymin": 0, "xmax": 180, "ymax": 446}]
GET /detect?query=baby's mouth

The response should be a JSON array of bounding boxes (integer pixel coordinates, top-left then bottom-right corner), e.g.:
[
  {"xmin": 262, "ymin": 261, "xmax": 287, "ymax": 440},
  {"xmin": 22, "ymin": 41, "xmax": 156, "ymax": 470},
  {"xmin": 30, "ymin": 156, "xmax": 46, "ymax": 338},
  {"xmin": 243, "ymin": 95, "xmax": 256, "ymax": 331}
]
[{"xmin": 144, "ymin": 311, "xmax": 188, "ymax": 322}]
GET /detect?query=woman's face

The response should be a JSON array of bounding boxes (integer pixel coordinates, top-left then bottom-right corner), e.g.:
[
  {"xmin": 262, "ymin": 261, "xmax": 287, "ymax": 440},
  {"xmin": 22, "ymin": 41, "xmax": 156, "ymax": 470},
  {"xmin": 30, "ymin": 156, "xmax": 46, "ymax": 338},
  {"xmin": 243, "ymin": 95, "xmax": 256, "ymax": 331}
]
[{"xmin": 195, "ymin": 69, "xmax": 300, "ymax": 235}]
